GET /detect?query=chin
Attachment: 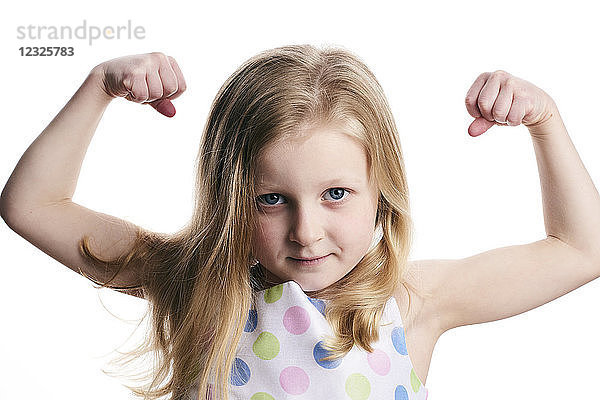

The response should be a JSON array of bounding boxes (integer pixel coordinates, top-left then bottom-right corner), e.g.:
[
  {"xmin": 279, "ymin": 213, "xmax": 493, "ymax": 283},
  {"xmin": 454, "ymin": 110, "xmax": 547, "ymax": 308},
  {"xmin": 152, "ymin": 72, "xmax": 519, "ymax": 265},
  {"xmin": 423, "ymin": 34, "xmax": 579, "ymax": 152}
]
[{"xmin": 296, "ymin": 277, "xmax": 336, "ymax": 293}]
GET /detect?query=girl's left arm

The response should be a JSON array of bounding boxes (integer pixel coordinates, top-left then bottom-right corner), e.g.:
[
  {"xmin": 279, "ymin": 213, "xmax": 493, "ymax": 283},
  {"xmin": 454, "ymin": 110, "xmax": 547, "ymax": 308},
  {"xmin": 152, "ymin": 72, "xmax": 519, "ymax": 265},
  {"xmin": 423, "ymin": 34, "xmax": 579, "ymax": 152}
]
[
  {"xmin": 468, "ymin": 71, "xmax": 600, "ymax": 258},
  {"xmin": 528, "ymin": 102, "xmax": 600, "ymax": 258},
  {"xmin": 416, "ymin": 71, "xmax": 600, "ymax": 335}
]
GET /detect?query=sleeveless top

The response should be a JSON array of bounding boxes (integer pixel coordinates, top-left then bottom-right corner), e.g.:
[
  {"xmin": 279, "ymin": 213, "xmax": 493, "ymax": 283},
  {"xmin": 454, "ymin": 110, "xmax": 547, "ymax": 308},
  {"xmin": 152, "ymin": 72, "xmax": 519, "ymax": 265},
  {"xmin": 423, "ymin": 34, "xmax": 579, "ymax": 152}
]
[{"xmin": 219, "ymin": 279, "xmax": 429, "ymax": 400}]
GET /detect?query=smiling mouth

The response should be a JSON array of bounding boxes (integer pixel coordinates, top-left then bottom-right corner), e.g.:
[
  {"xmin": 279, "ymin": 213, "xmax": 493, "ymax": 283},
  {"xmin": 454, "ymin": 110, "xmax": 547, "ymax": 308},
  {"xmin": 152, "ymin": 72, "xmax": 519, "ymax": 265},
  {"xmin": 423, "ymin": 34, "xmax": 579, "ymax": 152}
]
[
  {"xmin": 290, "ymin": 254, "xmax": 330, "ymax": 261},
  {"xmin": 288, "ymin": 254, "xmax": 331, "ymax": 265}
]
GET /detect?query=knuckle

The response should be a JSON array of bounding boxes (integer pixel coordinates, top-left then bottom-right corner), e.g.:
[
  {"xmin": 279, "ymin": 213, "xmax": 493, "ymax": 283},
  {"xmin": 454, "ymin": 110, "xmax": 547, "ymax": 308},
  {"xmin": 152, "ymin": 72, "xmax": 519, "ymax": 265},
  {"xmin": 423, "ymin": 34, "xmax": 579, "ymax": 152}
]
[
  {"xmin": 513, "ymin": 86, "xmax": 527, "ymax": 98},
  {"xmin": 504, "ymin": 77, "xmax": 517, "ymax": 89},
  {"xmin": 143, "ymin": 58, "xmax": 155, "ymax": 69},
  {"xmin": 158, "ymin": 53, "xmax": 172, "ymax": 66},
  {"xmin": 168, "ymin": 56, "xmax": 182, "ymax": 73},
  {"xmin": 131, "ymin": 66, "xmax": 146, "ymax": 77}
]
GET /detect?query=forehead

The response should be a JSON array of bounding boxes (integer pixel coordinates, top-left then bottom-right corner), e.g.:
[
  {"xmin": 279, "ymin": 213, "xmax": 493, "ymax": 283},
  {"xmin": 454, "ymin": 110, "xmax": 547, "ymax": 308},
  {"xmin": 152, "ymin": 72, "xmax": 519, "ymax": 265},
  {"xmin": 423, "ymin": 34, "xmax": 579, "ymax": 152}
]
[{"xmin": 255, "ymin": 126, "xmax": 369, "ymax": 186}]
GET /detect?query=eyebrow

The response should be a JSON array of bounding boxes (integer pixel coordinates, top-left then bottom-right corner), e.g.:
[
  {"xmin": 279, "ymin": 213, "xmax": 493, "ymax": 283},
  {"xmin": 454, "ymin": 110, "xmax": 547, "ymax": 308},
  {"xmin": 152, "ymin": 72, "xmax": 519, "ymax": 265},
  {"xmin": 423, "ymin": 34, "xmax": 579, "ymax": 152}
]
[{"xmin": 256, "ymin": 177, "xmax": 362, "ymax": 189}]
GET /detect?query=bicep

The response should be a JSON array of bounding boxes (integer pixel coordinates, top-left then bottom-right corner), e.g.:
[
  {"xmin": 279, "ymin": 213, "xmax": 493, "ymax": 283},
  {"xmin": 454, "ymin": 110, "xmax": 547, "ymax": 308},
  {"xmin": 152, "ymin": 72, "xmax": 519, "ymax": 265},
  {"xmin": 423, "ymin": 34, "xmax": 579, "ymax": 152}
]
[
  {"xmin": 422, "ymin": 237, "xmax": 600, "ymax": 333},
  {"xmin": 2, "ymin": 199, "xmax": 150, "ymax": 299}
]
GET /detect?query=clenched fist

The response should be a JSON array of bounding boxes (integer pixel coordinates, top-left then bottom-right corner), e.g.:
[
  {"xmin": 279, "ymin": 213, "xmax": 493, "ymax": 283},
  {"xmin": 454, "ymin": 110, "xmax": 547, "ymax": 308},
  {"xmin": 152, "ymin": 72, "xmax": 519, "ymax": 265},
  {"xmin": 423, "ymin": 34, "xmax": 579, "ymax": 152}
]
[
  {"xmin": 465, "ymin": 70, "xmax": 558, "ymax": 137},
  {"xmin": 92, "ymin": 52, "xmax": 186, "ymax": 117}
]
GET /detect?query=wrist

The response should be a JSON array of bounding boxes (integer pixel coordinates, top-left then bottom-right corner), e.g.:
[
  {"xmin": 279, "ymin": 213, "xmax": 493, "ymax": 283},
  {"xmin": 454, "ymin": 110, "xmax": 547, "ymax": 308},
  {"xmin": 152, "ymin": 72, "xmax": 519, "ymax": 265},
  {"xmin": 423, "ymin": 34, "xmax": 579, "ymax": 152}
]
[
  {"xmin": 526, "ymin": 103, "xmax": 564, "ymax": 138},
  {"xmin": 86, "ymin": 66, "xmax": 114, "ymax": 105}
]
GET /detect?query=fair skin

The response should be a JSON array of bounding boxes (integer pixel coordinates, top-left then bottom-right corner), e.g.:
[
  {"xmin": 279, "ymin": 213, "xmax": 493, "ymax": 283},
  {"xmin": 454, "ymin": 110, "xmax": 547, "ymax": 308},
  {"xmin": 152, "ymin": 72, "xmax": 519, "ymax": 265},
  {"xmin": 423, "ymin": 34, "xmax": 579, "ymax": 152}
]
[
  {"xmin": 252, "ymin": 125, "xmax": 379, "ymax": 292},
  {"xmin": 0, "ymin": 53, "xmax": 185, "ymax": 297},
  {"xmin": 2, "ymin": 53, "xmax": 600, "ymax": 388},
  {"xmin": 395, "ymin": 71, "xmax": 600, "ymax": 385}
]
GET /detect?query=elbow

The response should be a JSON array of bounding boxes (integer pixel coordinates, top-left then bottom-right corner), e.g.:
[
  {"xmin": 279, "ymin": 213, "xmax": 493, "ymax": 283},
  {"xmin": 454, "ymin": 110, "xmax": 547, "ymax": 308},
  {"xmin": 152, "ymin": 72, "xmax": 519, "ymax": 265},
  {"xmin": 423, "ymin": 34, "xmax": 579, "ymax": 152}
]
[
  {"xmin": 0, "ymin": 197, "xmax": 16, "ymax": 230},
  {"xmin": 590, "ymin": 250, "xmax": 600, "ymax": 273},
  {"xmin": 0, "ymin": 192, "xmax": 11, "ymax": 223},
  {"xmin": 0, "ymin": 182, "xmax": 14, "ymax": 218},
  {"xmin": 0, "ymin": 191, "xmax": 24, "ymax": 231},
  {"xmin": 580, "ymin": 246, "xmax": 600, "ymax": 271},
  {"xmin": 547, "ymin": 235, "xmax": 600, "ymax": 273}
]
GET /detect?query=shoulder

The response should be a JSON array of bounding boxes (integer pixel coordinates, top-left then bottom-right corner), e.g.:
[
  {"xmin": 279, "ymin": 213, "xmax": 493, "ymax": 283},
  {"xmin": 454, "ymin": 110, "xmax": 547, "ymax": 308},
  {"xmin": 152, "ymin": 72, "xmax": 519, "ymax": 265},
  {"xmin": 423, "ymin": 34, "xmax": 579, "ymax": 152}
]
[{"xmin": 393, "ymin": 259, "xmax": 445, "ymax": 338}]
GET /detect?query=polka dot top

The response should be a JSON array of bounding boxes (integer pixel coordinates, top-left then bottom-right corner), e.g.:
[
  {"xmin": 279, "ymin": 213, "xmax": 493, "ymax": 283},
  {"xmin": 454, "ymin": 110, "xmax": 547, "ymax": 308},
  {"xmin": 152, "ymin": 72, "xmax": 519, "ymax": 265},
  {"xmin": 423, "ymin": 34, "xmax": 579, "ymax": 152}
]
[{"xmin": 222, "ymin": 279, "xmax": 429, "ymax": 400}]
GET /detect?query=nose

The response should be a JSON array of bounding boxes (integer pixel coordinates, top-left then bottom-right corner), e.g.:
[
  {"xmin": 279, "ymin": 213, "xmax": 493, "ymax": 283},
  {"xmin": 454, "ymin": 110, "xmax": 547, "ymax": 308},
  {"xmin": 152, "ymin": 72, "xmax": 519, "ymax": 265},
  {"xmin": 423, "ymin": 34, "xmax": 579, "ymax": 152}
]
[{"xmin": 288, "ymin": 204, "xmax": 325, "ymax": 247}]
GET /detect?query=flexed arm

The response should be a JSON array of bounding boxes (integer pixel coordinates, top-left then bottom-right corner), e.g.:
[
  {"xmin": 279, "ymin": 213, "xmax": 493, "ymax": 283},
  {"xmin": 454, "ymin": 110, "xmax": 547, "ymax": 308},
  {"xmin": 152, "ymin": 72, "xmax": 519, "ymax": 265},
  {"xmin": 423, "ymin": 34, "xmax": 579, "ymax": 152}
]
[
  {"xmin": 408, "ymin": 71, "xmax": 600, "ymax": 335},
  {"xmin": 465, "ymin": 70, "xmax": 600, "ymax": 259},
  {"xmin": 0, "ymin": 52, "xmax": 186, "ymax": 298}
]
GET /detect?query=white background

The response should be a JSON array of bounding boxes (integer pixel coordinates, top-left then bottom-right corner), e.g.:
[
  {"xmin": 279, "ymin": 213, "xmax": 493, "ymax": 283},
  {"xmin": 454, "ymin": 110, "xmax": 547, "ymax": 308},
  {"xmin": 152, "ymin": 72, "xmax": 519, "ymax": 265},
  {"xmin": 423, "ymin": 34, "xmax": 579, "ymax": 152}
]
[{"xmin": 1, "ymin": 1, "xmax": 599, "ymax": 399}]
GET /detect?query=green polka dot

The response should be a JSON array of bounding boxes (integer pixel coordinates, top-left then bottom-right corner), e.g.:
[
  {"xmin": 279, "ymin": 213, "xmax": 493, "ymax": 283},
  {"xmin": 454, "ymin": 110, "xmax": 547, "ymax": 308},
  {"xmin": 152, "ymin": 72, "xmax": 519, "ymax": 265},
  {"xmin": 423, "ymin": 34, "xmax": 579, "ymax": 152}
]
[
  {"xmin": 250, "ymin": 393, "xmax": 275, "ymax": 400},
  {"xmin": 410, "ymin": 368, "xmax": 422, "ymax": 392},
  {"xmin": 264, "ymin": 284, "xmax": 283, "ymax": 303},
  {"xmin": 345, "ymin": 373, "xmax": 371, "ymax": 400},
  {"xmin": 252, "ymin": 331, "xmax": 280, "ymax": 360}
]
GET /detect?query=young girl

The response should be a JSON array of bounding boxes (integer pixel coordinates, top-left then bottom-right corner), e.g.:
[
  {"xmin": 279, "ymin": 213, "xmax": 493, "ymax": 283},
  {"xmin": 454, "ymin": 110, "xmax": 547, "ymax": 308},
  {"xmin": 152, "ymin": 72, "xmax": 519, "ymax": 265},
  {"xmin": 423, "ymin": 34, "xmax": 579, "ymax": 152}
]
[{"xmin": 2, "ymin": 44, "xmax": 600, "ymax": 400}]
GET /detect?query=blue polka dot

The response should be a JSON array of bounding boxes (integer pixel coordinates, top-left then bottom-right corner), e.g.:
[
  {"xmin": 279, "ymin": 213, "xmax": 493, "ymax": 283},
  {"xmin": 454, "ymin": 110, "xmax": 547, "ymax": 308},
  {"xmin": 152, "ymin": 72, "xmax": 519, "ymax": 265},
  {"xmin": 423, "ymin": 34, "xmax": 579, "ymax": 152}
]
[
  {"xmin": 313, "ymin": 340, "xmax": 343, "ymax": 369},
  {"xmin": 394, "ymin": 385, "xmax": 409, "ymax": 400},
  {"xmin": 244, "ymin": 309, "xmax": 257, "ymax": 332},
  {"xmin": 391, "ymin": 326, "xmax": 407, "ymax": 355},
  {"xmin": 230, "ymin": 358, "xmax": 251, "ymax": 386},
  {"xmin": 308, "ymin": 297, "xmax": 326, "ymax": 316}
]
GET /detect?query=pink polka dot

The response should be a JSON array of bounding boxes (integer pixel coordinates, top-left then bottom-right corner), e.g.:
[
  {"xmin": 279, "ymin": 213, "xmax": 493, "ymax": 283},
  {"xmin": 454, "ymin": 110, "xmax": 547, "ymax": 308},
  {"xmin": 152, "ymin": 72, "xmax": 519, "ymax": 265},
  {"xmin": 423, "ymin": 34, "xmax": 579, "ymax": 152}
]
[
  {"xmin": 279, "ymin": 366, "xmax": 310, "ymax": 395},
  {"xmin": 366, "ymin": 348, "xmax": 391, "ymax": 376},
  {"xmin": 283, "ymin": 306, "xmax": 310, "ymax": 334}
]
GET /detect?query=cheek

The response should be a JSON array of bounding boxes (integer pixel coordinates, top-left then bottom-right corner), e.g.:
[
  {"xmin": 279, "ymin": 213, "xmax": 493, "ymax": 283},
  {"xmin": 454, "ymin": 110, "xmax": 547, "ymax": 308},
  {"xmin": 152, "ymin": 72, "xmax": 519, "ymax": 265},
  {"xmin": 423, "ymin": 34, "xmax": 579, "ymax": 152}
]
[
  {"xmin": 252, "ymin": 218, "xmax": 281, "ymax": 252},
  {"xmin": 336, "ymin": 207, "xmax": 375, "ymax": 243}
]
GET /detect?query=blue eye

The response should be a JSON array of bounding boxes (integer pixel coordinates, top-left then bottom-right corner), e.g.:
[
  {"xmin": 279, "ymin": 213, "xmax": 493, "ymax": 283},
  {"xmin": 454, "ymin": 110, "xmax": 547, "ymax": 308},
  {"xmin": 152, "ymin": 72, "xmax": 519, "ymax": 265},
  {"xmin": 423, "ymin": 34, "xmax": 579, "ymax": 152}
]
[
  {"xmin": 325, "ymin": 188, "xmax": 347, "ymax": 201},
  {"xmin": 257, "ymin": 188, "xmax": 350, "ymax": 206},
  {"xmin": 260, "ymin": 193, "xmax": 284, "ymax": 206}
]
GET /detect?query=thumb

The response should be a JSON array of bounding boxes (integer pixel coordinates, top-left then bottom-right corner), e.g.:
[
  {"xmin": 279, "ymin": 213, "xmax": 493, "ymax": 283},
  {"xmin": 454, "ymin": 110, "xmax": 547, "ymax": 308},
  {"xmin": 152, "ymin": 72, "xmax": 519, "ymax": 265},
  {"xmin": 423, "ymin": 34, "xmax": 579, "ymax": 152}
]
[
  {"xmin": 468, "ymin": 117, "xmax": 495, "ymax": 137},
  {"xmin": 149, "ymin": 98, "xmax": 176, "ymax": 117}
]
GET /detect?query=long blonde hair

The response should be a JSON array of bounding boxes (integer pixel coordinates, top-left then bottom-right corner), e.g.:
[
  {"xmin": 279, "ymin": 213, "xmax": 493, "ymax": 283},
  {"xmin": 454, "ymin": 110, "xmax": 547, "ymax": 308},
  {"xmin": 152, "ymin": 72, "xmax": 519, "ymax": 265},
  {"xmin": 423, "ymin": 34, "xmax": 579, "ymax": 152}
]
[{"xmin": 78, "ymin": 43, "xmax": 429, "ymax": 400}]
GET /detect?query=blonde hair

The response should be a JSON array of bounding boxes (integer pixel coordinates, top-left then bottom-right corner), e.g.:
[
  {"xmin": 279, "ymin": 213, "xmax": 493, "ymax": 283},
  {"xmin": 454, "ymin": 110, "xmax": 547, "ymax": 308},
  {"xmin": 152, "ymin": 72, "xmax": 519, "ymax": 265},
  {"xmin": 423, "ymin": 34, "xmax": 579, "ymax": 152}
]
[{"xmin": 78, "ymin": 43, "xmax": 431, "ymax": 400}]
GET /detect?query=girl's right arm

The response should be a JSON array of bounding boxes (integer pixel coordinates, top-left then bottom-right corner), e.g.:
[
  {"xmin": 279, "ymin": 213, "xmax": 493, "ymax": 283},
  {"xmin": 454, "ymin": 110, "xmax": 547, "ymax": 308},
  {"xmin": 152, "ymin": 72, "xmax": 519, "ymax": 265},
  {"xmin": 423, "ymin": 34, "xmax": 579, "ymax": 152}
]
[{"xmin": 0, "ymin": 52, "xmax": 186, "ymax": 299}]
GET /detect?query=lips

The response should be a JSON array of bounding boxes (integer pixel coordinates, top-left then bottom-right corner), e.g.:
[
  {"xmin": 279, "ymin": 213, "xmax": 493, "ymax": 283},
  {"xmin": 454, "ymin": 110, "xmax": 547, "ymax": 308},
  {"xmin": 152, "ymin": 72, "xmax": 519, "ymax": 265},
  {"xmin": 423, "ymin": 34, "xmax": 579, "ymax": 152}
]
[{"xmin": 290, "ymin": 254, "xmax": 330, "ymax": 261}]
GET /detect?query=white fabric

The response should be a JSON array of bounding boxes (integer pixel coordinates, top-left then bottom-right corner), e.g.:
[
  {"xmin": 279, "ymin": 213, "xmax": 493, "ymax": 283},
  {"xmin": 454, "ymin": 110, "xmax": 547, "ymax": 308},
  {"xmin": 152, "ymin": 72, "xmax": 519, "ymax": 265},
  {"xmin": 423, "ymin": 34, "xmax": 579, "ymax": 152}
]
[{"xmin": 223, "ymin": 279, "xmax": 430, "ymax": 400}]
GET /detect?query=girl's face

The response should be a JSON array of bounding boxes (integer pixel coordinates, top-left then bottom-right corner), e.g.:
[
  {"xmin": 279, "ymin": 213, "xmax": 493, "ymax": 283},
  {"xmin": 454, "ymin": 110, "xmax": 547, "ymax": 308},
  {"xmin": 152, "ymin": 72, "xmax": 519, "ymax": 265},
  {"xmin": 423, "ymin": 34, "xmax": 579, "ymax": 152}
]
[{"xmin": 252, "ymin": 124, "xmax": 379, "ymax": 292}]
